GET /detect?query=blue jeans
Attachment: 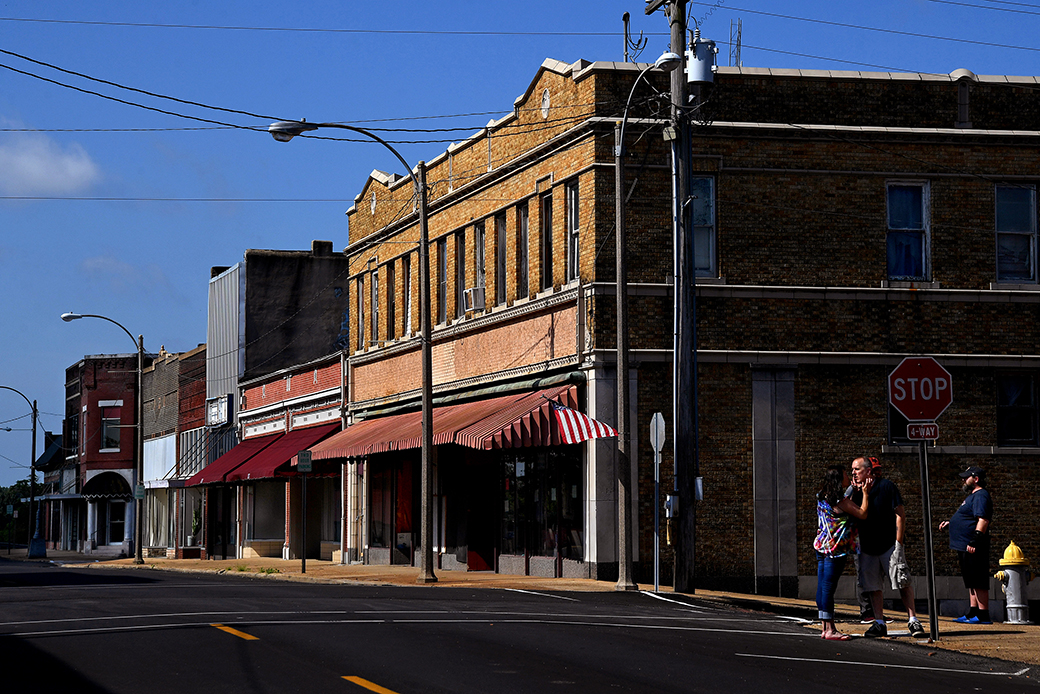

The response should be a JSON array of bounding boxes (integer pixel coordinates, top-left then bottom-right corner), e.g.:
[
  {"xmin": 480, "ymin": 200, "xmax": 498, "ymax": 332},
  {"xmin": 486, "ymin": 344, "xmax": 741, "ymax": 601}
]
[{"xmin": 816, "ymin": 552, "xmax": 848, "ymax": 621}]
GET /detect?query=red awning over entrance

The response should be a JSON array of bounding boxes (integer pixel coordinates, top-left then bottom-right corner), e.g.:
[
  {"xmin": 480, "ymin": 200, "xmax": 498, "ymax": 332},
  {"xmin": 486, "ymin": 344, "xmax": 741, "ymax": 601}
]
[
  {"xmin": 226, "ymin": 422, "xmax": 340, "ymax": 482},
  {"xmin": 184, "ymin": 433, "xmax": 280, "ymax": 486},
  {"xmin": 309, "ymin": 385, "xmax": 583, "ymax": 461}
]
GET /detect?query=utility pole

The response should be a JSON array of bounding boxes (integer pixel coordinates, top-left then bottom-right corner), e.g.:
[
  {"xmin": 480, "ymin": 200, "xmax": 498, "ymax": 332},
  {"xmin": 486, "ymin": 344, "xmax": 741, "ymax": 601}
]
[{"xmin": 647, "ymin": 0, "xmax": 695, "ymax": 594}]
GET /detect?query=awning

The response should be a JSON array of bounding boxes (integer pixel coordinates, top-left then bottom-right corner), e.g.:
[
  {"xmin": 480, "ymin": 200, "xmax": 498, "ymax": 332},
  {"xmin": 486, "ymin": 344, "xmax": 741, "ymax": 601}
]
[
  {"xmin": 226, "ymin": 423, "xmax": 340, "ymax": 482},
  {"xmin": 81, "ymin": 471, "xmax": 132, "ymax": 499},
  {"xmin": 184, "ymin": 432, "xmax": 281, "ymax": 486},
  {"xmin": 310, "ymin": 385, "xmax": 610, "ymax": 461}
]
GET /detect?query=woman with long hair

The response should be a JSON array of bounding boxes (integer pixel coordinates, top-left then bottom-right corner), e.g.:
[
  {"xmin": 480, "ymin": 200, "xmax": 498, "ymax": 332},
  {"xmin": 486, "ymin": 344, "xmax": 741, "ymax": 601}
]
[{"xmin": 814, "ymin": 464, "xmax": 870, "ymax": 640}]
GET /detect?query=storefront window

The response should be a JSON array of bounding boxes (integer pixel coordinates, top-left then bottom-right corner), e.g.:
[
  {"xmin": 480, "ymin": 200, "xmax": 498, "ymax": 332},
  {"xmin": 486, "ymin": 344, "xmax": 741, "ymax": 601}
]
[{"xmin": 500, "ymin": 448, "xmax": 582, "ymax": 559}]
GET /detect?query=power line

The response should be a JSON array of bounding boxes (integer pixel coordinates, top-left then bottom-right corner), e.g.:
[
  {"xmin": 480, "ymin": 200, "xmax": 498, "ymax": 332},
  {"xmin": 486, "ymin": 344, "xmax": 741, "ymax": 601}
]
[
  {"xmin": 924, "ymin": 0, "xmax": 1040, "ymax": 14},
  {"xmin": 0, "ymin": 16, "xmax": 655, "ymax": 36},
  {"xmin": 688, "ymin": 2, "xmax": 1040, "ymax": 55}
]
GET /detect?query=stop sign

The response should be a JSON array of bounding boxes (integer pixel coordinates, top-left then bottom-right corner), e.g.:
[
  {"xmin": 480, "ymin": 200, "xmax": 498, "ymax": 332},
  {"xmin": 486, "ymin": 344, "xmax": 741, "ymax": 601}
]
[{"xmin": 888, "ymin": 357, "xmax": 953, "ymax": 422}]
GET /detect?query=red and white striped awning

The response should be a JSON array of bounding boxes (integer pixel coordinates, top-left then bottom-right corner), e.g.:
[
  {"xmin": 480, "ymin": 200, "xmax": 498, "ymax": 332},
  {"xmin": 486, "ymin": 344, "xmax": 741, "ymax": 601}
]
[{"xmin": 308, "ymin": 384, "xmax": 617, "ymax": 460}]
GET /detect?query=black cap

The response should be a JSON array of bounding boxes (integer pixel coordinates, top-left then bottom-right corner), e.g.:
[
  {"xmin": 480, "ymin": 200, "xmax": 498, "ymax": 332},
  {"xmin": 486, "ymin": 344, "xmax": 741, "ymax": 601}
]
[{"xmin": 959, "ymin": 465, "xmax": 985, "ymax": 479}]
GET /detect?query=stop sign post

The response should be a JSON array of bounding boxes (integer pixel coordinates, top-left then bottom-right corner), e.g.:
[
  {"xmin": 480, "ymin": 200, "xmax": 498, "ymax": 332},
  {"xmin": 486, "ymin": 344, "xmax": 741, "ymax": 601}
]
[{"xmin": 887, "ymin": 356, "xmax": 952, "ymax": 642}]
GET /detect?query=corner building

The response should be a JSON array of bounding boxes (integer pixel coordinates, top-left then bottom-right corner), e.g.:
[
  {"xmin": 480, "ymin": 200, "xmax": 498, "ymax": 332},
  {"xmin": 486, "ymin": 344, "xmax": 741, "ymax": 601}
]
[{"xmin": 319, "ymin": 58, "xmax": 1040, "ymax": 605}]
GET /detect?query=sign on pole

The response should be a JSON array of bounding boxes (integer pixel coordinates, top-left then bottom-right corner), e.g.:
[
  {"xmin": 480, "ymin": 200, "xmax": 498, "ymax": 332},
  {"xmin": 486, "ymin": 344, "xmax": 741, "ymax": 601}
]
[
  {"xmin": 650, "ymin": 412, "xmax": 666, "ymax": 593},
  {"xmin": 888, "ymin": 357, "xmax": 953, "ymax": 422},
  {"xmin": 297, "ymin": 450, "xmax": 313, "ymax": 473},
  {"xmin": 888, "ymin": 356, "xmax": 953, "ymax": 642}
]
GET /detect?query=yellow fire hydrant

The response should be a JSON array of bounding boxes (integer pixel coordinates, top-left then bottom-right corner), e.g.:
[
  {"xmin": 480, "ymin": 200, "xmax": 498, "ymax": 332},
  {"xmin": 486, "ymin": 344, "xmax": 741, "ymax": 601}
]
[{"xmin": 994, "ymin": 541, "xmax": 1032, "ymax": 625}]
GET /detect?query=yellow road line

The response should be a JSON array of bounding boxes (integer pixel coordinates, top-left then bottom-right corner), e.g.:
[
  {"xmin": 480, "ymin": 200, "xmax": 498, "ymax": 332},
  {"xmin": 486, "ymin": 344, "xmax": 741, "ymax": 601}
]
[
  {"xmin": 342, "ymin": 675, "xmax": 400, "ymax": 693},
  {"xmin": 211, "ymin": 623, "xmax": 259, "ymax": 640}
]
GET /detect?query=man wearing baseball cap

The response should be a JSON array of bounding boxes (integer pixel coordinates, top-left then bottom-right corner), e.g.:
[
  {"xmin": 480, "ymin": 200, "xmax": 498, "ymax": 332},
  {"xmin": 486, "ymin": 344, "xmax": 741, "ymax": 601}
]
[{"xmin": 939, "ymin": 466, "xmax": 994, "ymax": 624}]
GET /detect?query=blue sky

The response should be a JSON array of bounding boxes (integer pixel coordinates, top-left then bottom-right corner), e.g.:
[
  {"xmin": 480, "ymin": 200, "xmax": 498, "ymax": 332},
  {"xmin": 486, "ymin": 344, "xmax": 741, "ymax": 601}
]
[{"xmin": 1, "ymin": 0, "xmax": 1038, "ymax": 486}]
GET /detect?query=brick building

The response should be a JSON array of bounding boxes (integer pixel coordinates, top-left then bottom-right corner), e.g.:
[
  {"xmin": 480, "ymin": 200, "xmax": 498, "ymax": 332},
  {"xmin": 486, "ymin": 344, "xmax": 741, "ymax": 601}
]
[
  {"xmin": 185, "ymin": 243, "xmax": 349, "ymax": 560},
  {"xmin": 294, "ymin": 57, "xmax": 1040, "ymax": 612},
  {"xmin": 59, "ymin": 352, "xmax": 153, "ymax": 556}
]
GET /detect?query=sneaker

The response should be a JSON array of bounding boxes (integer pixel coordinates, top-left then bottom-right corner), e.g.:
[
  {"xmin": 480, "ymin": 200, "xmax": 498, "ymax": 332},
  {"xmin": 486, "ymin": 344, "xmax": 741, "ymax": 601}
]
[
  {"xmin": 954, "ymin": 615, "xmax": 971, "ymax": 623},
  {"xmin": 966, "ymin": 615, "xmax": 992, "ymax": 625},
  {"xmin": 908, "ymin": 619, "xmax": 926, "ymax": 638},
  {"xmin": 864, "ymin": 620, "xmax": 888, "ymax": 638},
  {"xmin": 860, "ymin": 615, "xmax": 876, "ymax": 624}
]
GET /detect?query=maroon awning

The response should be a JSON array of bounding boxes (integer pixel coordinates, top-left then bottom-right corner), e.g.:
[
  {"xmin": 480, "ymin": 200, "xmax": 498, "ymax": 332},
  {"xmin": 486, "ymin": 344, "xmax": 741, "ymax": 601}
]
[
  {"xmin": 183, "ymin": 433, "xmax": 281, "ymax": 486},
  {"xmin": 226, "ymin": 423, "xmax": 340, "ymax": 482},
  {"xmin": 309, "ymin": 385, "xmax": 589, "ymax": 461}
]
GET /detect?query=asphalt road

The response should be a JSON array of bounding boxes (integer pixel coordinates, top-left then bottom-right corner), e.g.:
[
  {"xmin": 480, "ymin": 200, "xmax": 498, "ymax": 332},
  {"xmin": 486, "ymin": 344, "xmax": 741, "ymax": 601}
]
[{"xmin": 1, "ymin": 559, "xmax": 1035, "ymax": 693}]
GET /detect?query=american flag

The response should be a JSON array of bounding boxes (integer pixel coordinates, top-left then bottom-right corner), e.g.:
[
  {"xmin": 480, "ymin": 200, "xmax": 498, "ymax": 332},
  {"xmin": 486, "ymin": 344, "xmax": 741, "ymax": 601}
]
[{"xmin": 551, "ymin": 401, "xmax": 618, "ymax": 445}]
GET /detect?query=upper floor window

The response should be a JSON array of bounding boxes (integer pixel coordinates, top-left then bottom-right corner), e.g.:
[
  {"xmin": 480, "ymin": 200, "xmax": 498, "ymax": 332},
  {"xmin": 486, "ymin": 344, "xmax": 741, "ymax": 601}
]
[
  {"xmin": 370, "ymin": 270, "xmax": 379, "ymax": 345},
  {"xmin": 691, "ymin": 177, "xmax": 715, "ymax": 277},
  {"xmin": 540, "ymin": 192, "xmax": 554, "ymax": 290},
  {"xmin": 101, "ymin": 405, "xmax": 121, "ymax": 451},
  {"xmin": 437, "ymin": 237, "xmax": 447, "ymax": 324},
  {"xmin": 403, "ymin": 253, "xmax": 413, "ymax": 336},
  {"xmin": 566, "ymin": 181, "xmax": 580, "ymax": 282},
  {"xmin": 475, "ymin": 220, "xmax": 486, "ymax": 290},
  {"xmin": 887, "ymin": 182, "xmax": 929, "ymax": 281},
  {"xmin": 386, "ymin": 262, "xmax": 396, "ymax": 340},
  {"xmin": 998, "ymin": 373, "xmax": 1038, "ymax": 446},
  {"xmin": 518, "ymin": 203, "xmax": 530, "ymax": 299},
  {"xmin": 356, "ymin": 277, "xmax": 365, "ymax": 351},
  {"xmin": 496, "ymin": 213, "xmax": 507, "ymax": 304},
  {"xmin": 455, "ymin": 230, "xmax": 466, "ymax": 319},
  {"xmin": 996, "ymin": 185, "xmax": 1037, "ymax": 283}
]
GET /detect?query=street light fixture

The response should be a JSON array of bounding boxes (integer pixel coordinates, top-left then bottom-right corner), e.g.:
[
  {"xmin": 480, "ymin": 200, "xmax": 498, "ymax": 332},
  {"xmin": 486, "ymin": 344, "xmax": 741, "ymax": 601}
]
[
  {"xmin": 268, "ymin": 120, "xmax": 437, "ymax": 584},
  {"xmin": 614, "ymin": 51, "xmax": 681, "ymax": 592},
  {"xmin": 61, "ymin": 312, "xmax": 146, "ymax": 565},
  {"xmin": 0, "ymin": 385, "xmax": 42, "ymax": 558}
]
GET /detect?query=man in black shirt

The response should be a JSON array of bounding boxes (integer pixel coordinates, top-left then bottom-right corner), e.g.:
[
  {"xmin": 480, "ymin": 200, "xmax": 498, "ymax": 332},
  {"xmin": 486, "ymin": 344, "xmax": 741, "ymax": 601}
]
[{"xmin": 850, "ymin": 456, "xmax": 925, "ymax": 638}]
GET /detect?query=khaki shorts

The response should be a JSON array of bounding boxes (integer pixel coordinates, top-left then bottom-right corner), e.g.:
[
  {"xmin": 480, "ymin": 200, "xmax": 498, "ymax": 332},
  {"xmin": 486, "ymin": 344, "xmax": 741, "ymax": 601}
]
[{"xmin": 858, "ymin": 546, "xmax": 911, "ymax": 592}]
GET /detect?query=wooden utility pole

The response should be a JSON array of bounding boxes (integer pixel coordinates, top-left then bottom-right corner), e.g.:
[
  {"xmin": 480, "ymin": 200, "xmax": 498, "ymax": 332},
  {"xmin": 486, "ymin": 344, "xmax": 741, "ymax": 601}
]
[
  {"xmin": 417, "ymin": 161, "xmax": 438, "ymax": 584},
  {"xmin": 648, "ymin": 0, "xmax": 695, "ymax": 594}
]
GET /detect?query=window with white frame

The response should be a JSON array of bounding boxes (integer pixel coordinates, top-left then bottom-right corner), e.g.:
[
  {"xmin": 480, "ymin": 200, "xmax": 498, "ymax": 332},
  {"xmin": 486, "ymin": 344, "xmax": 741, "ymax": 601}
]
[
  {"xmin": 996, "ymin": 184, "xmax": 1037, "ymax": 283},
  {"xmin": 691, "ymin": 177, "xmax": 715, "ymax": 277},
  {"xmin": 887, "ymin": 182, "xmax": 929, "ymax": 281},
  {"xmin": 566, "ymin": 181, "xmax": 580, "ymax": 282},
  {"xmin": 101, "ymin": 405, "xmax": 121, "ymax": 451}
]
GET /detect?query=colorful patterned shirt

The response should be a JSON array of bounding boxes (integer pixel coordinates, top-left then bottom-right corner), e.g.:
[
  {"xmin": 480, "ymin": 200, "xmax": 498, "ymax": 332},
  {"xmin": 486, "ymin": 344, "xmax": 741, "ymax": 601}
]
[{"xmin": 814, "ymin": 497, "xmax": 858, "ymax": 557}]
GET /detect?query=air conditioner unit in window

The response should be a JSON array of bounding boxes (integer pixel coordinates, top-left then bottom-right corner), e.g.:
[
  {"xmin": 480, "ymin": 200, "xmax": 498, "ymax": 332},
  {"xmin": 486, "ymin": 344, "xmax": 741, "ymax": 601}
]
[{"xmin": 464, "ymin": 286, "xmax": 485, "ymax": 312}]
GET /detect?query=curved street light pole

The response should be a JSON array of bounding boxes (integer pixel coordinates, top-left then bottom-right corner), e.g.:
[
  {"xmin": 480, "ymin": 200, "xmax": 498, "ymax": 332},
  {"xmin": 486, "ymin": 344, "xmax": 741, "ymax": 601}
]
[
  {"xmin": 614, "ymin": 52, "xmax": 681, "ymax": 591},
  {"xmin": 61, "ymin": 312, "xmax": 145, "ymax": 565},
  {"xmin": 268, "ymin": 121, "xmax": 437, "ymax": 583},
  {"xmin": 0, "ymin": 385, "xmax": 42, "ymax": 557}
]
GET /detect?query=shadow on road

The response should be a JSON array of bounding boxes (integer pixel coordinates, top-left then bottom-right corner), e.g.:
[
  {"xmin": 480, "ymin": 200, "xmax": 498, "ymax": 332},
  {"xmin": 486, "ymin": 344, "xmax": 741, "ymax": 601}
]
[
  {"xmin": 0, "ymin": 560, "xmax": 160, "ymax": 588},
  {"xmin": 0, "ymin": 634, "xmax": 111, "ymax": 692}
]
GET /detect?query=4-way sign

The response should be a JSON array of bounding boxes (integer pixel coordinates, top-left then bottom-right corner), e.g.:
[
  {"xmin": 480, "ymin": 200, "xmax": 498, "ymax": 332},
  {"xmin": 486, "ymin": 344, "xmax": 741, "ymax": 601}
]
[{"xmin": 888, "ymin": 357, "xmax": 953, "ymax": 423}]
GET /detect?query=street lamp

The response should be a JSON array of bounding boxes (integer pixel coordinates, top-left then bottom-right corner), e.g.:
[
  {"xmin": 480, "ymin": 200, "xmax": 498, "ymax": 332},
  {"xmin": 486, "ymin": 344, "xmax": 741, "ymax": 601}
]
[
  {"xmin": 268, "ymin": 120, "xmax": 437, "ymax": 584},
  {"xmin": 614, "ymin": 51, "xmax": 681, "ymax": 592},
  {"xmin": 0, "ymin": 385, "xmax": 43, "ymax": 558},
  {"xmin": 61, "ymin": 312, "xmax": 146, "ymax": 565}
]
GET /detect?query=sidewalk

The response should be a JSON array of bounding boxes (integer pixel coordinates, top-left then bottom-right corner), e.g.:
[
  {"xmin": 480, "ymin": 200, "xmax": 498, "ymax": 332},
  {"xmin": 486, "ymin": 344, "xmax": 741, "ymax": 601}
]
[{"xmin": 5, "ymin": 548, "xmax": 1038, "ymax": 668}]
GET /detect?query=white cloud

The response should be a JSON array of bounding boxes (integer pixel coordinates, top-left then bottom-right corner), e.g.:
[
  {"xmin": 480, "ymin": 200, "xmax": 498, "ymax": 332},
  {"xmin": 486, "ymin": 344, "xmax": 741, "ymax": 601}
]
[{"xmin": 0, "ymin": 134, "xmax": 100, "ymax": 196}]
